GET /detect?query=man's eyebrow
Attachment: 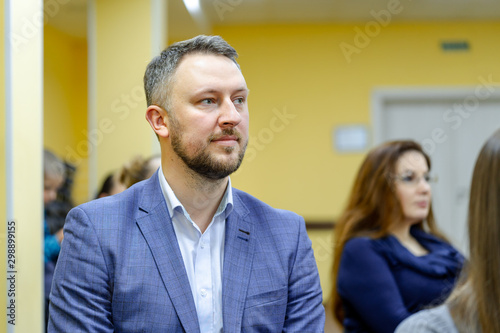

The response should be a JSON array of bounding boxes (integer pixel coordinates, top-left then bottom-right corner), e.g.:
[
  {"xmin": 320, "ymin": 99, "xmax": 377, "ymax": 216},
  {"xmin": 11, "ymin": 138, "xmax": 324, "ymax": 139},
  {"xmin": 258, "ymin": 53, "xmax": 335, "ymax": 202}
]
[
  {"xmin": 193, "ymin": 87, "xmax": 249, "ymax": 95},
  {"xmin": 234, "ymin": 88, "xmax": 250, "ymax": 94}
]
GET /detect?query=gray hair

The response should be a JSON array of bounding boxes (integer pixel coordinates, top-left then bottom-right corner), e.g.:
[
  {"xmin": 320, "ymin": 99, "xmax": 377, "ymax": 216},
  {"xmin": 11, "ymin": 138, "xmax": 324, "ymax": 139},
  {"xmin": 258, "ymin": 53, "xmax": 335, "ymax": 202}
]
[
  {"xmin": 143, "ymin": 35, "xmax": 239, "ymax": 112},
  {"xmin": 44, "ymin": 149, "xmax": 65, "ymax": 178}
]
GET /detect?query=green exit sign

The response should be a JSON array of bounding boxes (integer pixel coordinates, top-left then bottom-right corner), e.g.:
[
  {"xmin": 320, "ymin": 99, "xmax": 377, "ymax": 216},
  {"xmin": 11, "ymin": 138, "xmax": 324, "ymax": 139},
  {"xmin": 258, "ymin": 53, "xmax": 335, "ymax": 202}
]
[{"xmin": 441, "ymin": 41, "xmax": 470, "ymax": 51}]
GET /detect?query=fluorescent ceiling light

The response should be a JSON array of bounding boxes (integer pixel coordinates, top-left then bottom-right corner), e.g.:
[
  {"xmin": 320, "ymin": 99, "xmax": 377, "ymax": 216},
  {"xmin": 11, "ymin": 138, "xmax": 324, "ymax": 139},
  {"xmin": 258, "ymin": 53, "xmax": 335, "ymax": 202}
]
[{"xmin": 183, "ymin": 0, "xmax": 201, "ymax": 15}]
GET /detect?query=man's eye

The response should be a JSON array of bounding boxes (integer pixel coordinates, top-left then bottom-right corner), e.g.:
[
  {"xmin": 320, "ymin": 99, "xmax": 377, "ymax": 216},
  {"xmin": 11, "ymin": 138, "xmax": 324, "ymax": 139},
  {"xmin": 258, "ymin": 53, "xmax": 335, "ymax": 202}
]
[
  {"xmin": 234, "ymin": 97, "xmax": 244, "ymax": 104},
  {"xmin": 201, "ymin": 99, "xmax": 215, "ymax": 105}
]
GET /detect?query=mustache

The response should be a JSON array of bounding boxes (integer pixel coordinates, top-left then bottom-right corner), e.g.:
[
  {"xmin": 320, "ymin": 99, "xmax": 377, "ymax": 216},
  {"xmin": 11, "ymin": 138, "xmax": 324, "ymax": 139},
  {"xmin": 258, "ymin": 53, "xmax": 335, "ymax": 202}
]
[{"xmin": 208, "ymin": 128, "xmax": 242, "ymax": 141}]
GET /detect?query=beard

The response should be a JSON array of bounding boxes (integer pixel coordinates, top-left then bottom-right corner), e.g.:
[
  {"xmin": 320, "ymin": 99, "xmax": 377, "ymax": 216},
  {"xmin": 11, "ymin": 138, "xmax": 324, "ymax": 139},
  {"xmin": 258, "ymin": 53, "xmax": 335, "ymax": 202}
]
[{"xmin": 170, "ymin": 121, "xmax": 247, "ymax": 180}]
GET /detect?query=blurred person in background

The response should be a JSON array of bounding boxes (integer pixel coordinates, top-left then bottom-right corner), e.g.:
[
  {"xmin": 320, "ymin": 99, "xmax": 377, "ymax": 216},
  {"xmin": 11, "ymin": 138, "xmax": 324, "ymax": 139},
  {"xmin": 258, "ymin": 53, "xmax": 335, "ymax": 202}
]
[
  {"xmin": 43, "ymin": 149, "xmax": 66, "ymax": 331},
  {"xmin": 396, "ymin": 129, "xmax": 500, "ymax": 333},
  {"xmin": 95, "ymin": 171, "xmax": 127, "ymax": 199},
  {"xmin": 118, "ymin": 154, "xmax": 161, "ymax": 188},
  {"xmin": 330, "ymin": 140, "xmax": 464, "ymax": 333},
  {"xmin": 95, "ymin": 155, "xmax": 160, "ymax": 199}
]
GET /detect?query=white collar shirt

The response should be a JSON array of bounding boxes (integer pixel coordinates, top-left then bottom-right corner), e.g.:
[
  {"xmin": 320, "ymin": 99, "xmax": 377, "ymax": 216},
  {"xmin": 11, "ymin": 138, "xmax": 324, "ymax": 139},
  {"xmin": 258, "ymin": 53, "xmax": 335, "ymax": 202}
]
[{"xmin": 158, "ymin": 167, "xmax": 233, "ymax": 333}]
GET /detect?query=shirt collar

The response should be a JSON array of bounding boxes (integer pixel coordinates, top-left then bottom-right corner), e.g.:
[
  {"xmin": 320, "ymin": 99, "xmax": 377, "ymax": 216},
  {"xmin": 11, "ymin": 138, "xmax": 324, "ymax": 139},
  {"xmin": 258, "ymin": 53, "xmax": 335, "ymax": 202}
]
[{"xmin": 157, "ymin": 167, "xmax": 234, "ymax": 220}]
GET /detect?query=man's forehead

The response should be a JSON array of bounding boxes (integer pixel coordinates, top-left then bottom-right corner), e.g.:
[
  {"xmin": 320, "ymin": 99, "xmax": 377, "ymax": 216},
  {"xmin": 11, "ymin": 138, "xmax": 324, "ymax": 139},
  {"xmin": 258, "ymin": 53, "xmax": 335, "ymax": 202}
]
[
  {"xmin": 176, "ymin": 53, "xmax": 239, "ymax": 73},
  {"xmin": 172, "ymin": 53, "xmax": 246, "ymax": 92}
]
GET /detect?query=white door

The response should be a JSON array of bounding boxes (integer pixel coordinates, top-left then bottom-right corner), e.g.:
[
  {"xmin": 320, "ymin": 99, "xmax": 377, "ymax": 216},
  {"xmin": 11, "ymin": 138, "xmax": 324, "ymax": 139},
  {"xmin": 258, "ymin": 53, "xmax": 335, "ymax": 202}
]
[{"xmin": 373, "ymin": 90, "xmax": 500, "ymax": 254}]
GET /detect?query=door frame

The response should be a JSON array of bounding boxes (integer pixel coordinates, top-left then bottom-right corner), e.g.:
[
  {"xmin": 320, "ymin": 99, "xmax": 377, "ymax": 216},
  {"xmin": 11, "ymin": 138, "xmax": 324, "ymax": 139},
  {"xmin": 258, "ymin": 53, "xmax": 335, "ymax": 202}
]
[
  {"xmin": 371, "ymin": 86, "xmax": 500, "ymax": 253},
  {"xmin": 371, "ymin": 87, "xmax": 500, "ymax": 145}
]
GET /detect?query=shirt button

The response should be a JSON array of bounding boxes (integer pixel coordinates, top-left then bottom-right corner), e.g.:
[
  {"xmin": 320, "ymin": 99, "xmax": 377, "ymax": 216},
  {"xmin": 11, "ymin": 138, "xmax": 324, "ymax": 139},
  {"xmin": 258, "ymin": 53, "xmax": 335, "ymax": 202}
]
[
  {"xmin": 200, "ymin": 289, "xmax": 207, "ymax": 297},
  {"xmin": 200, "ymin": 242, "xmax": 206, "ymax": 249}
]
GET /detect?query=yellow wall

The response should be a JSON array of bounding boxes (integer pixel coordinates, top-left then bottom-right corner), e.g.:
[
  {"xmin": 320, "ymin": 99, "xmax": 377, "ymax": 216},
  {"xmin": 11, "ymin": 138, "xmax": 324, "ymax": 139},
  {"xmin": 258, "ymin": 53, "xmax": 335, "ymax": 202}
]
[
  {"xmin": 44, "ymin": 25, "xmax": 88, "ymax": 204},
  {"xmin": 94, "ymin": 0, "xmax": 157, "ymax": 190},
  {"xmin": 0, "ymin": 0, "xmax": 6, "ymax": 328},
  {"xmin": 214, "ymin": 21, "xmax": 500, "ymax": 298}
]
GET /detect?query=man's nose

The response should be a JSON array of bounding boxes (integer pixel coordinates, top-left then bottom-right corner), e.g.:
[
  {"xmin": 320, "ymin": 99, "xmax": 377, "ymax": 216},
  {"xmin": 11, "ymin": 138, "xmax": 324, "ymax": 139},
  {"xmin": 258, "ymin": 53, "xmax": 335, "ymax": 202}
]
[{"xmin": 218, "ymin": 98, "xmax": 242, "ymax": 128}]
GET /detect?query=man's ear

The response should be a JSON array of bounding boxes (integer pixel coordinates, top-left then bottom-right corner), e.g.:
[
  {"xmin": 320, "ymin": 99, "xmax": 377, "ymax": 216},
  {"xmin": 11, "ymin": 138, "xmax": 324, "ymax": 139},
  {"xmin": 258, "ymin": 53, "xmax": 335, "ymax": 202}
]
[{"xmin": 145, "ymin": 105, "xmax": 170, "ymax": 138}]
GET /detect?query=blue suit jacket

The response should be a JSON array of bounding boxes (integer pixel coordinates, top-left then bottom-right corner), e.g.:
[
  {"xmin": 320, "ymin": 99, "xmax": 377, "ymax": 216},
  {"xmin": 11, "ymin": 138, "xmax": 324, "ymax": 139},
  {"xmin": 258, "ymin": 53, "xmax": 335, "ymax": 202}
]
[{"xmin": 48, "ymin": 173, "xmax": 325, "ymax": 332}]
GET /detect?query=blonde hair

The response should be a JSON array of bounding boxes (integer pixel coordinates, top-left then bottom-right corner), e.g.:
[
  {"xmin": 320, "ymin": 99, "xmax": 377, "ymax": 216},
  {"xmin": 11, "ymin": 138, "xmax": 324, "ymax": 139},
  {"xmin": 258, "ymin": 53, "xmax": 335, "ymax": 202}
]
[
  {"xmin": 118, "ymin": 155, "xmax": 160, "ymax": 188},
  {"xmin": 447, "ymin": 129, "xmax": 500, "ymax": 333}
]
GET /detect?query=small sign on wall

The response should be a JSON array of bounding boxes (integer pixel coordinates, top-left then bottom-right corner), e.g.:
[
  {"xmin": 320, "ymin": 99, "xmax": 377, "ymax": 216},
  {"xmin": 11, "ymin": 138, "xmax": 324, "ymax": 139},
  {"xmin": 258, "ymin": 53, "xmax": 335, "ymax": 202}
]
[{"xmin": 333, "ymin": 125, "xmax": 369, "ymax": 153}]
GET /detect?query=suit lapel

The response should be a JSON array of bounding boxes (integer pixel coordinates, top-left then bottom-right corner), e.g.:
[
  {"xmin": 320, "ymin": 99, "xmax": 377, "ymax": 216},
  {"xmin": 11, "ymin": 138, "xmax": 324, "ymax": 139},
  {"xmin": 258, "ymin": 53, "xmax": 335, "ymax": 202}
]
[
  {"xmin": 135, "ymin": 174, "xmax": 200, "ymax": 333},
  {"xmin": 222, "ymin": 193, "xmax": 255, "ymax": 333}
]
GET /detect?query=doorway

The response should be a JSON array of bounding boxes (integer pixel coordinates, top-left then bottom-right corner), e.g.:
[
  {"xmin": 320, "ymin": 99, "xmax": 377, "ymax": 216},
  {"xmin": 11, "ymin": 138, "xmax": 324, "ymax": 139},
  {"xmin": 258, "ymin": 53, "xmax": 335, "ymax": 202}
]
[{"xmin": 372, "ymin": 88, "xmax": 500, "ymax": 254}]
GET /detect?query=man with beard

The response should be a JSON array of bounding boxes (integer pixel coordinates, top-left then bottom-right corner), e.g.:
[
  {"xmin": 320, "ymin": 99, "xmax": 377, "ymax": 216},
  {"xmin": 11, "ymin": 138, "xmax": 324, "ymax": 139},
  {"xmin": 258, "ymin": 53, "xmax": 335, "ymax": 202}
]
[{"xmin": 48, "ymin": 35, "xmax": 325, "ymax": 333}]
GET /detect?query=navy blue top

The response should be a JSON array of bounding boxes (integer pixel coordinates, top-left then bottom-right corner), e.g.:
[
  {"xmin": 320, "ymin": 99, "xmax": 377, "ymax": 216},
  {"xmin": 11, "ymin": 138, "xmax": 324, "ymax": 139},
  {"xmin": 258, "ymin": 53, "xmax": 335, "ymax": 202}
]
[{"xmin": 337, "ymin": 226, "xmax": 464, "ymax": 333}]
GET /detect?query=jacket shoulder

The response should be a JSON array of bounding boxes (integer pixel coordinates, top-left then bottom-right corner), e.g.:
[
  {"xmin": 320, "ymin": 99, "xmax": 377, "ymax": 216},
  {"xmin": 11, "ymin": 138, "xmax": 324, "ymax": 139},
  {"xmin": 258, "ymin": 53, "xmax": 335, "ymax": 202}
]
[
  {"xmin": 71, "ymin": 179, "xmax": 148, "ymax": 221},
  {"xmin": 233, "ymin": 188, "xmax": 302, "ymax": 220}
]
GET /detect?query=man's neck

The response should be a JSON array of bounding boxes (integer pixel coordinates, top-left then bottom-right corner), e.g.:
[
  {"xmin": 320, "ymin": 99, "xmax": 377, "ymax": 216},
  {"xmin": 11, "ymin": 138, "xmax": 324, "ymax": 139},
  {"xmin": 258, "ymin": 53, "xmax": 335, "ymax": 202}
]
[{"xmin": 162, "ymin": 163, "xmax": 228, "ymax": 233}]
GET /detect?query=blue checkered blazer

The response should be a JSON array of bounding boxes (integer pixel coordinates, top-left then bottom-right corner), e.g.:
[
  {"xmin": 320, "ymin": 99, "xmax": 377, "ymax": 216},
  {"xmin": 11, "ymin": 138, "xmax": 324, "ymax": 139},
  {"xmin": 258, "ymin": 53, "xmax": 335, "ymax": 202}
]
[{"xmin": 48, "ymin": 172, "xmax": 325, "ymax": 332}]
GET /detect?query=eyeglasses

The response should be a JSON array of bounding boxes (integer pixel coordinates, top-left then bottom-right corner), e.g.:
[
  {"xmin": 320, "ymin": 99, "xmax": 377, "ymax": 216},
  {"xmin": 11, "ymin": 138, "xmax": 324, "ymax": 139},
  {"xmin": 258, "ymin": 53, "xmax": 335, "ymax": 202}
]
[{"xmin": 393, "ymin": 173, "xmax": 438, "ymax": 186}]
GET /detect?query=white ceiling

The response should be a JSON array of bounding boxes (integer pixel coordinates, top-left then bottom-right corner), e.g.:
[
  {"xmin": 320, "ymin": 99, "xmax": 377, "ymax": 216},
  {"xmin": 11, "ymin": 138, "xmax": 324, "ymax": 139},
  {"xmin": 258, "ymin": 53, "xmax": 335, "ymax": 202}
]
[{"xmin": 47, "ymin": 0, "xmax": 500, "ymax": 40}]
